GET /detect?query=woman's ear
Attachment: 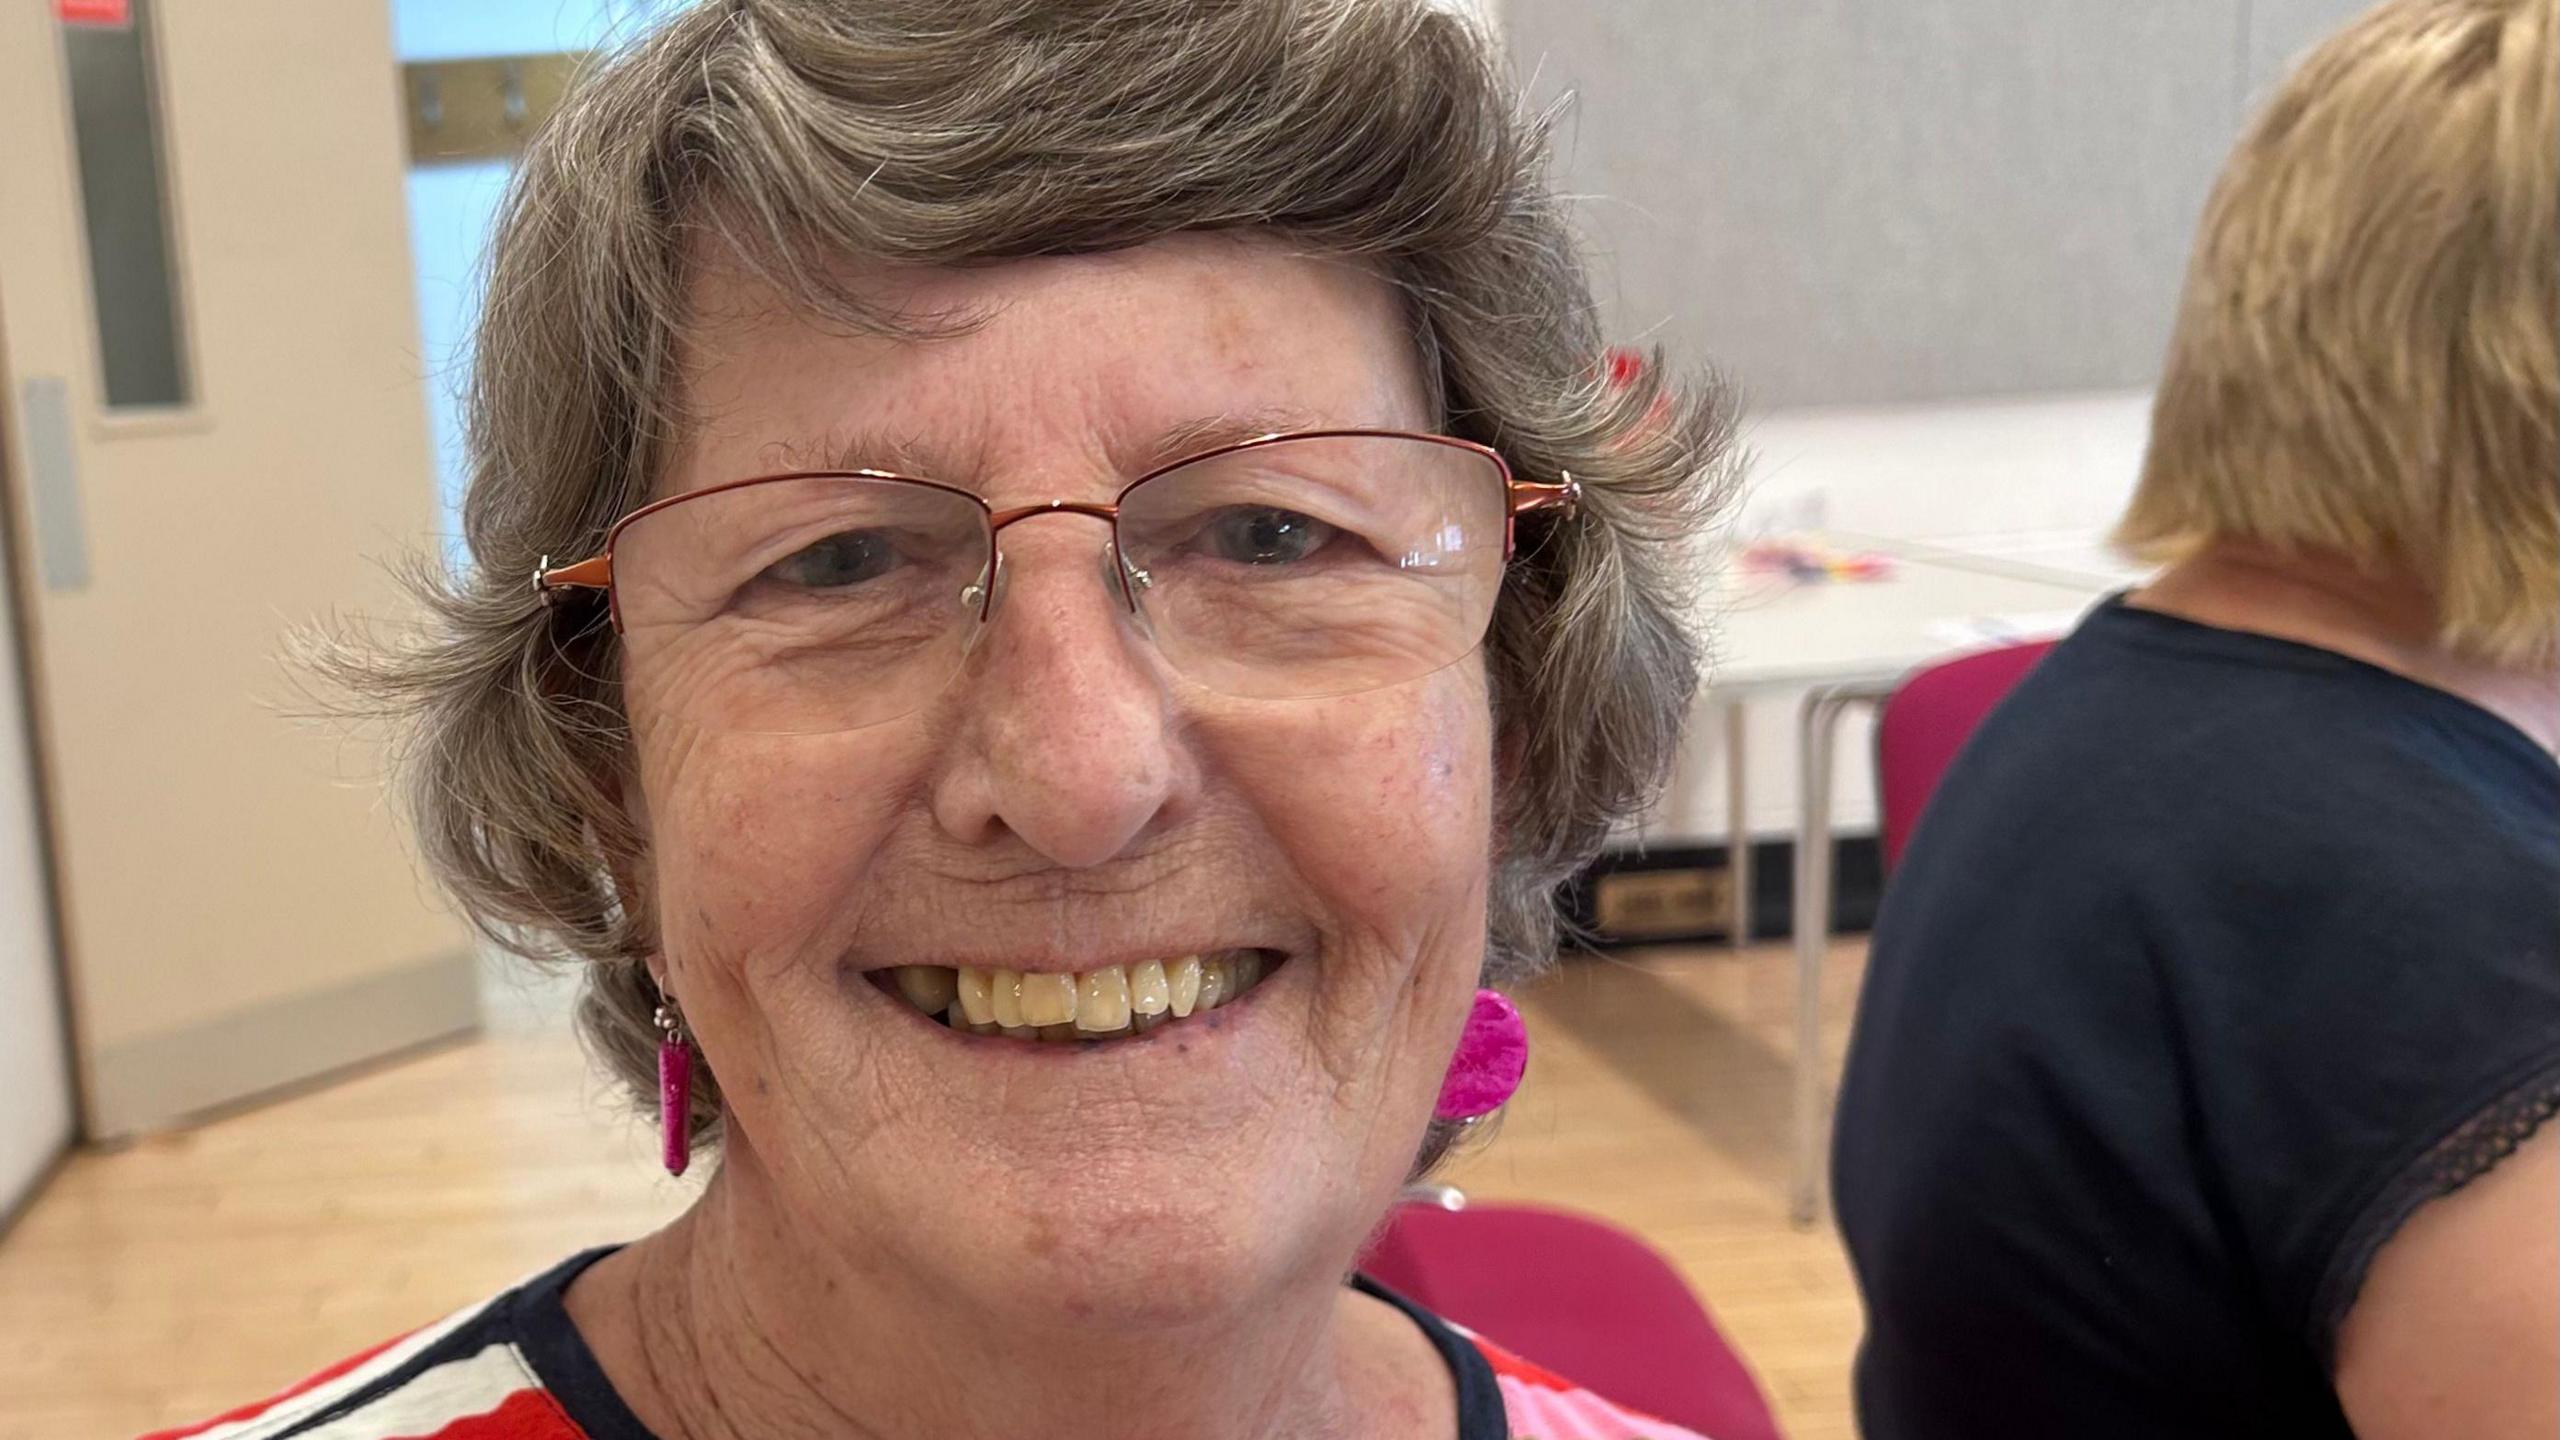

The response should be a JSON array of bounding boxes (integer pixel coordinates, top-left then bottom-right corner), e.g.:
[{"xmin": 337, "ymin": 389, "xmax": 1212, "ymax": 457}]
[
  {"xmin": 602, "ymin": 758, "xmax": 641, "ymax": 837},
  {"xmin": 1488, "ymin": 711, "xmax": 1531, "ymax": 867},
  {"xmin": 595, "ymin": 756, "xmax": 658, "ymax": 962},
  {"xmin": 1495, "ymin": 718, "xmax": 1528, "ymax": 790}
]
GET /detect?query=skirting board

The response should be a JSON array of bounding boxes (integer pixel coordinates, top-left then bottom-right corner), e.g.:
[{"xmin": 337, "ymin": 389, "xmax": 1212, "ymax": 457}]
[
  {"xmin": 1564, "ymin": 838, "xmax": 1886, "ymax": 948},
  {"xmin": 86, "ymin": 949, "xmax": 479, "ymax": 1141}
]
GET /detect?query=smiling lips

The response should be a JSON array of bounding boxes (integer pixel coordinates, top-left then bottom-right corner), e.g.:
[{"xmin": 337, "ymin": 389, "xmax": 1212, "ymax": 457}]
[{"xmin": 884, "ymin": 951, "xmax": 1275, "ymax": 1043}]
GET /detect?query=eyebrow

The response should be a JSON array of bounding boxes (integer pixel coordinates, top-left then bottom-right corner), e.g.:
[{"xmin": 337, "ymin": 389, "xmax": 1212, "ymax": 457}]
[
  {"xmin": 767, "ymin": 429, "xmax": 942, "ymax": 478},
  {"xmin": 1134, "ymin": 406, "xmax": 1333, "ymax": 473},
  {"xmin": 770, "ymin": 404, "xmax": 1350, "ymax": 486}
]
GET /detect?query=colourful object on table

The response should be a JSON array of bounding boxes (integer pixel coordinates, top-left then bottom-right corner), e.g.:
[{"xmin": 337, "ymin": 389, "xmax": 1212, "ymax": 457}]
[{"xmin": 1741, "ymin": 534, "xmax": 1896, "ymax": 584}]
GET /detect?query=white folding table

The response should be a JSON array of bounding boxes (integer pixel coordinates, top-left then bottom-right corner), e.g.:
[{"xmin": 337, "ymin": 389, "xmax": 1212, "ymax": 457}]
[{"xmin": 1692, "ymin": 541, "xmax": 2119, "ymax": 1224}]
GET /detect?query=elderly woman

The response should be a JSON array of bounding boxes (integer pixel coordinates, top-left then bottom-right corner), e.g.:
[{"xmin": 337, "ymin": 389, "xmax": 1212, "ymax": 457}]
[
  {"xmin": 1834, "ymin": 2, "xmax": 2558, "ymax": 1437},
  {"xmin": 166, "ymin": 1, "xmax": 1734, "ymax": 1437}
]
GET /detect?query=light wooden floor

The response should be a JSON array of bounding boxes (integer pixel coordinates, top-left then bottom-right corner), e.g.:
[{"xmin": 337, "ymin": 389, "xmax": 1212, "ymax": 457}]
[{"xmin": 0, "ymin": 941, "xmax": 1872, "ymax": 1440}]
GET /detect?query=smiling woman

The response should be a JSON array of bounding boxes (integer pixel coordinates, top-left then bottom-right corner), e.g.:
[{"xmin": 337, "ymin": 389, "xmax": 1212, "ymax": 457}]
[{"xmin": 236, "ymin": 2, "xmax": 1739, "ymax": 1438}]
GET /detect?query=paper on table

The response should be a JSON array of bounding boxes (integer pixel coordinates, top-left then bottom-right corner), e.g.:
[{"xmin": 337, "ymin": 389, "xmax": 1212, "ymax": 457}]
[{"xmin": 1926, "ymin": 610, "xmax": 2086, "ymax": 649}]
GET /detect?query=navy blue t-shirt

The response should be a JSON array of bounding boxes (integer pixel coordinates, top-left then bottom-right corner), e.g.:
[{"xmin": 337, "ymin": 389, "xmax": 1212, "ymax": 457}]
[{"xmin": 1834, "ymin": 596, "xmax": 2560, "ymax": 1438}]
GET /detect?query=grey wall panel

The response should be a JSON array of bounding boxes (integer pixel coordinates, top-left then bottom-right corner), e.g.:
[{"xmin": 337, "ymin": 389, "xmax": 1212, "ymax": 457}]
[
  {"xmin": 1505, "ymin": 2, "xmax": 2248, "ymax": 407},
  {"xmin": 2244, "ymin": 0, "xmax": 2374, "ymax": 105}
]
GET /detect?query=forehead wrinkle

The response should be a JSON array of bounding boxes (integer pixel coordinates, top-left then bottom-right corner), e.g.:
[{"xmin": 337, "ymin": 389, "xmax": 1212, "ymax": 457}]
[
  {"xmin": 702, "ymin": 241, "xmax": 1428, "ymax": 499},
  {"xmin": 757, "ymin": 400, "xmax": 1377, "ymax": 503}
]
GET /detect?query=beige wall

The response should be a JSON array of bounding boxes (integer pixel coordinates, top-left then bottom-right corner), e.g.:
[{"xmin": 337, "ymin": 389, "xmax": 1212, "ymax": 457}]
[{"xmin": 0, "ymin": 0, "xmax": 473, "ymax": 1135}]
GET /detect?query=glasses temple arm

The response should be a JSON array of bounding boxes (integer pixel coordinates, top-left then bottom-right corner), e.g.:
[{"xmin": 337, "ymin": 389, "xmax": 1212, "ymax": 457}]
[
  {"xmin": 1509, "ymin": 470, "xmax": 1582, "ymax": 518},
  {"xmin": 534, "ymin": 553, "xmax": 612, "ymax": 607}
]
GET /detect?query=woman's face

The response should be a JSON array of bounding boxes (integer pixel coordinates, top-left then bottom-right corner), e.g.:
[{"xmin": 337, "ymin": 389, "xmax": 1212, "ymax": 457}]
[{"xmin": 627, "ymin": 233, "xmax": 1494, "ymax": 1326}]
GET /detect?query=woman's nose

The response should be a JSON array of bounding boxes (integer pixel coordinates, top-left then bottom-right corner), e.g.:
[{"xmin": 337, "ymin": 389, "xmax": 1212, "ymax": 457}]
[{"xmin": 926, "ymin": 523, "xmax": 1193, "ymax": 869}]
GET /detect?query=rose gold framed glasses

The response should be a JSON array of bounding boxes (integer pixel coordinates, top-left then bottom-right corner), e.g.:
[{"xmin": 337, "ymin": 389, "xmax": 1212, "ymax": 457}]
[{"xmin": 534, "ymin": 429, "xmax": 1577, "ymax": 735}]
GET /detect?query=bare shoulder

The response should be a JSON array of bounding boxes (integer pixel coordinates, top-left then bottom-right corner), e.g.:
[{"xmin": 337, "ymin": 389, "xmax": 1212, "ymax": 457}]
[{"xmin": 2336, "ymin": 1123, "xmax": 2558, "ymax": 1440}]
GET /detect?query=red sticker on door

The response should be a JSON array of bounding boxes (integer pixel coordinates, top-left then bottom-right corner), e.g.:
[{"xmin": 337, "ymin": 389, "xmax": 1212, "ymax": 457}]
[{"xmin": 56, "ymin": 0, "xmax": 132, "ymax": 27}]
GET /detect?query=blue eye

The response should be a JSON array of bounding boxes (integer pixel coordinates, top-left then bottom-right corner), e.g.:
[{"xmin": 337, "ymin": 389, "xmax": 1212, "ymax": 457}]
[
  {"xmin": 1201, "ymin": 506, "xmax": 1337, "ymax": 565},
  {"xmin": 765, "ymin": 531, "xmax": 898, "ymax": 589}
]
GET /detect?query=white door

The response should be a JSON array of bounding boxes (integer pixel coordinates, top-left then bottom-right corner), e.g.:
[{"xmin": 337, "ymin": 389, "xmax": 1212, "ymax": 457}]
[
  {"xmin": 0, "ymin": 340, "xmax": 72, "ymax": 1213},
  {"xmin": 0, "ymin": 0, "xmax": 475, "ymax": 1139}
]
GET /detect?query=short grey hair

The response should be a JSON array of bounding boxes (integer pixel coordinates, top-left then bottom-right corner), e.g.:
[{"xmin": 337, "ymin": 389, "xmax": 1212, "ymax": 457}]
[{"xmin": 335, "ymin": 0, "xmax": 1735, "ymax": 1167}]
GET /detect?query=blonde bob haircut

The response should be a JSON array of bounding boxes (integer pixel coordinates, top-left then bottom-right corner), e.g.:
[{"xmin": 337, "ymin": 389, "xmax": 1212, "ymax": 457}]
[
  {"xmin": 335, "ymin": 0, "xmax": 1734, "ymax": 1164},
  {"xmin": 2121, "ymin": 0, "xmax": 2558, "ymax": 665}
]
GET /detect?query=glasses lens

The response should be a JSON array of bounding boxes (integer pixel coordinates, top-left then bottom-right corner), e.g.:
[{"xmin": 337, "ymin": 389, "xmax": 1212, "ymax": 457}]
[
  {"xmin": 1116, "ymin": 434, "xmax": 1509, "ymax": 700},
  {"xmin": 610, "ymin": 476, "xmax": 990, "ymax": 735}
]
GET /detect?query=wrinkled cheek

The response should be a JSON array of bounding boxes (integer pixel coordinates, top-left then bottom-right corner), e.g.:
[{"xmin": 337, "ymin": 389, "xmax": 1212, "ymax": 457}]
[
  {"xmin": 1314, "ymin": 673, "xmax": 1494, "ymax": 914},
  {"xmin": 1230, "ymin": 667, "xmax": 1495, "ymax": 1079},
  {"xmin": 631, "ymin": 727, "xmax": 911, "ymax": 992},
  {"xmin": 619, "ymin": 623, "xmax": 769, "ymax": 746}
]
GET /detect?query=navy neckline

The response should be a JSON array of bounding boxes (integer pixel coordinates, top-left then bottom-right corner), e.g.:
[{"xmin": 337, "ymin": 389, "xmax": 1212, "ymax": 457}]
[
  {"xmin": 2085, "ymin": 592, "xmax": 2560, "ymax": 778},
  {"xmin": 506, "ymin": 1246, "xmax": 1505, "ymax": 1440}
]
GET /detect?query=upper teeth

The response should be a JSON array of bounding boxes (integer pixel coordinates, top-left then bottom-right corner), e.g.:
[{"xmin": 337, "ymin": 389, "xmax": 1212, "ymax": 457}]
[{"xmin": 890, "ymin": 954, "xmax": 1268, "ymax": 1040}]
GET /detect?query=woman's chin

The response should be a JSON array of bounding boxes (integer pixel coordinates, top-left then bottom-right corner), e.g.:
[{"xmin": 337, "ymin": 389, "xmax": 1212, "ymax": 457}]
[
  {"xmin": 847, "ymin": 961, "xmax": 1396, "ymax": 1324},
  {"xmin": 727, "ymin": 951, "xmax": 1420, "ymax": 1326},
  {"xmin": 897, "ymin": 1148, "xmax": 1350, "ymax": 1333}
]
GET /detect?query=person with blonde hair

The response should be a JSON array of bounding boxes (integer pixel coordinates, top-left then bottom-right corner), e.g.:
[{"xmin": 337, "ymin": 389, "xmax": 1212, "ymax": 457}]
[
  {"xmin": 1834, "ymin": 0, "xmax": 2558, "ymax": 1434},
  {"xmin": 152, "ymin": 0, "xmax": 1741, "ymax": 1437}
]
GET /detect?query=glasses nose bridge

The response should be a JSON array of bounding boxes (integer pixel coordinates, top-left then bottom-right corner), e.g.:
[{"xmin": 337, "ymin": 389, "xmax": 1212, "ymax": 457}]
[
  {"xmin": 987, "ymin": 497, "xmax": 1122, "ymax": 536},
  {"xmin": 977, "ymin": 497, "xmax": 1139, "ymax": 619}
]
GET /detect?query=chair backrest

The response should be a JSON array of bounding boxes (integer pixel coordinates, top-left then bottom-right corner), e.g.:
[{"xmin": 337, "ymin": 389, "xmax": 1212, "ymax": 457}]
[
  {"xmin": 1875, "ymin": 639, "xmax": 2057, "ymax": 870},
  {"xmin": 1360, "ymin": 1201, "xmax": 1784, "ymax": 1440}
]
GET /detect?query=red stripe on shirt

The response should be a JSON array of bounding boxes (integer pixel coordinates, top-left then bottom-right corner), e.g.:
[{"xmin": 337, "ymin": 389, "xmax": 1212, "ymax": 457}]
[
  {"xmin": 1466, "ymin": 1333, "xmax": 1583, "ymax": 1392},
  {"xmin": 405, "ymin": 1385, "xmax": 590, "ymax": 1440}
]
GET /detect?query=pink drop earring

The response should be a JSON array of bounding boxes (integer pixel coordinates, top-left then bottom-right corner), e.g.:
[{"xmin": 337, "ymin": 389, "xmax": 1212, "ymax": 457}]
[
  {"xmin": 1434, "ymin": 988, "xmax": 1528, "ymax": 1122},
  {"xmin": 655, "ymin": 983, "xmax": 694, "ymax": 1177}
]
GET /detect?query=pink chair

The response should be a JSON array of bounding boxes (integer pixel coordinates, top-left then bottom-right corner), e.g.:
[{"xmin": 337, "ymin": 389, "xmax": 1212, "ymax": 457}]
[
  {"xmin": 1361, "ymin": 1199, "xmax": 1785, "ymax": 1440},
  {"xmin": 1874, "ymin": 639, "xmax": 2057, "ymax": 869}
]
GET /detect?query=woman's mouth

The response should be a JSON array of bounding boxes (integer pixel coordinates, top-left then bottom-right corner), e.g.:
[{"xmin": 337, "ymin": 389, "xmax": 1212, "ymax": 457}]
[{"xmin": 874, "ymin": 951, "xmax": 1279, "ymax": 1043}]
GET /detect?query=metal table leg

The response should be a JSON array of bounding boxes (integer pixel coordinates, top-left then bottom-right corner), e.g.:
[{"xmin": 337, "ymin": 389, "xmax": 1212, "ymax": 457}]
[
  {"xmin": 1790, "ymin": 681, "xmax": 1893, "ymax": 1227},
  {"xmin": 1725, "ymin": 698, "xmax": 1751, "ymax": 949},
  {"xmin": 1791, "ymin": 691, "xmax": 1838, "ymax": 1226}
]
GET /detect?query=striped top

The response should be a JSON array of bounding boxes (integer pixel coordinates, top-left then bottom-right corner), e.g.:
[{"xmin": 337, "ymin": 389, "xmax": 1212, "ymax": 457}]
[{"xmin": 142, "ymin": 1249, "xmax": 1715, "ymax": 1440}]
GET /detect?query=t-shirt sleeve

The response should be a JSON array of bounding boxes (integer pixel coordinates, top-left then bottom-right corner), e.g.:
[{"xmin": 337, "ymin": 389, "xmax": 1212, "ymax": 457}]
[
  {"xmin": 2313, "ymin": 1054, "xmax": 2560, "ymax": 1345},
  {"xmin": 2162, "ymin": 774, "xmax": 2560, "ymax": 1365}
]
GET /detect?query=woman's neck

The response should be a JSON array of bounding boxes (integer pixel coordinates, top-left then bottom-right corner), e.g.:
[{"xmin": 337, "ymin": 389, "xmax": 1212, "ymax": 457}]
[
  {"xmin": 2130, "ymin": 540, "xmax": 2560, "ymax": 754},
  {"xmin": 563, "ymin": 1147, "xmax": 1452, "ymax": 1440}
]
